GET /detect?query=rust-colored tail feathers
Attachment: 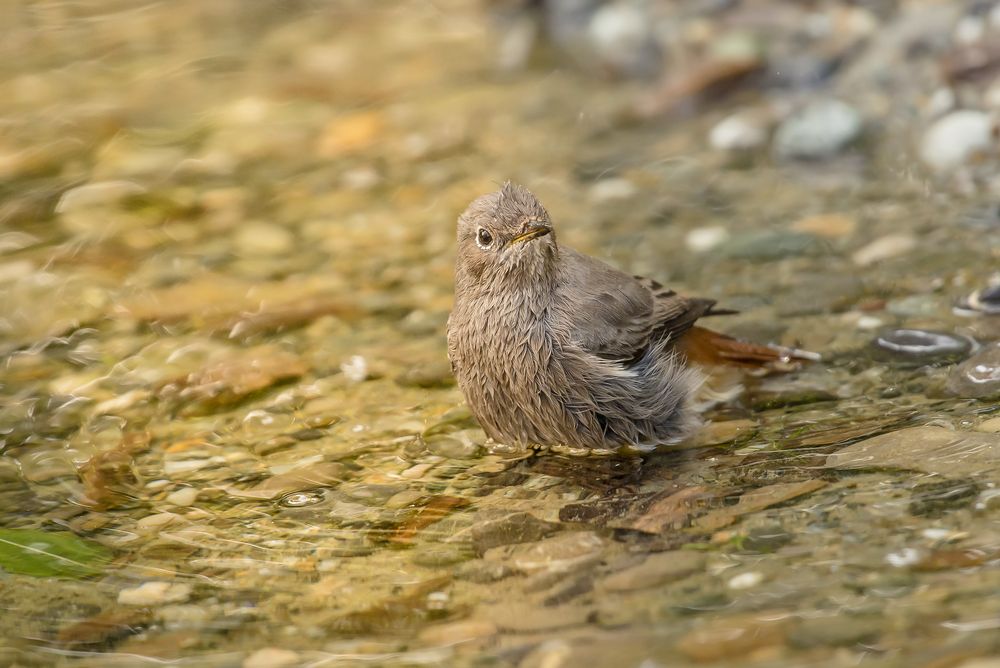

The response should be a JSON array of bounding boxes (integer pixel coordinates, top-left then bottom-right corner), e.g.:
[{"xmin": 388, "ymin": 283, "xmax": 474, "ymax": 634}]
[{"xmin": 679, "ymin": 326, "xmax": 820, "ymax": 371}]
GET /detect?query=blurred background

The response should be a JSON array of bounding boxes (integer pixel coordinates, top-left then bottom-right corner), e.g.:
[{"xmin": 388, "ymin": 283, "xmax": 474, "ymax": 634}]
[{"xmin": 1, "ymin": 1, "xmax": 1000, "ymax": 666}]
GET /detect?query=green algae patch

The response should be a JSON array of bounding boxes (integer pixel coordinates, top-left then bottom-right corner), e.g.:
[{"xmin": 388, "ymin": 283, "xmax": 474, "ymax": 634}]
[{"xmin": 0, "ymin": 529, "xmax": 111, "ymax": 578}]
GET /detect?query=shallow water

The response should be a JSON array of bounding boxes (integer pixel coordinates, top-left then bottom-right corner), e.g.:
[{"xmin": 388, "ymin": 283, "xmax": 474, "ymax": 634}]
[{"xmin": 2, "ymin": 1, "xmax": 1000, "ymax": 666}]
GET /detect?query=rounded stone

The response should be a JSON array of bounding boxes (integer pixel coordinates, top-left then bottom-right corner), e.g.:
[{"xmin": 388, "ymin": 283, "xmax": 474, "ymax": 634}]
[
  {"xmin": 774, "ymin": 99, "xmax": 863, "ymax": 159},
  {"xmin": 920, "ymin": 110, "xmax": 995, "ymax": 172}
]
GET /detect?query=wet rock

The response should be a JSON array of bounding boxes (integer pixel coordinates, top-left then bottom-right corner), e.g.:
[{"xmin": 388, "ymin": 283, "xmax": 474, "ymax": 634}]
[
  {"xmin": 739, "ymin": 524, "xmax": 795, "ymax": 553},
  {"xmin": 395, "ymin": 361, "xmax": 455, "ymax": 388},
  {"xmin": 676, "ymin": 612, "xmax": 790, "ymax": 662},
  {"xmin": 709, "ymin": 112, "xmax": 767, "ymax": 152},
  {"xmin": 773, "ymin": 99, "xmax": 863, "ymax": 160},
  {"xmin": 718, "ymin": 230, "xmax": 822, "ymax": 261},
  {"xmin": 750, "ymin": 381, "xmax": 837, "ymax": 410},
  {"xmin": 691, "ymin": 420, "xmax": 758, "ymax": 447},
  {"xmin": 424, "ymin": 432, "xmax": 482, "ymax": 459},
  {"xmin": 685, "ymin": 226, "xmax": 730, "ymax": 253},
  {"xmin": 624, "ymin": 486, "xmax": 713, "ymax": 533},
  {"xmin": 317, "ymin": 111, "xmax": 384, "ymax": 157},
  {"xmin": 871, "ymin": 328, "xmax": 971, "ymax": 367},
  {"xmin": 852, "ymin": 234, "xmax": 917, "ymax": 266},
  {"xmin": 790, "ymin": 213, "xmax": 857, "ymax": 239},
  {"xmin": 157, "ymin": 349, "xmax": 308, "ymax": 416},
  {"xmin": 587, "ymin": 2, "xmax": 660, "ymax": 79},
  {"xmin": 976, "ymin": 417, "xmax": 1000, "ymax": 433},
  {"xmin": 947, "ymin": 343, "xmax": 1000, "ymax": 398},
  {"xmin": 910, "ymin": 479, "xmax": 980, "ymax": 517},
  {"xmin": 956, "ymin": 283, "xmax": 1000, "ymax": 315},
  {"xmin": 243, "ymin": 648, "xmax": 300, "ymax": 668},
  {"xmin": 920, "ymin": 110, "xmax": 996, "ymax": 172},
  {"xmin": 588, "ymin": 177, "xmax": 637, "ymax": 203},
  {"xmin": 411, "ymin": 544, "xmax": 472, "ymax": 567},
  {"xmin": 418, "ymin": 619, "xmax": 497, "ymax": 646},
  {"xmin": 485, "ymin": 531, "xmax": 606, "ymax": 575},
  {"xmin": 727, "ymin": 571, "xmax": 764, "ymax": 590},
  {"xmin": 696, "ymin": 480, "xmax": 827, "ymax": 532},
  {"xmin": 776, "ymin": 273, "xmax": 865, "ymax": 316},
  {"xmin": 118, "ymin": 581, "xmax": 192, "ymax": 606},
  {"xmin": 599, "ymin": 551, "xmax": 706, "ymax": 592},
  {"xmin": 826, "ymin": 426, "xmax": 1000, "ymax": 476},
  {"xmin": 476, "ymin": 602, "xmax": 591, "ymax": 632},
  {"xmin": 226, "ymin": 462, "xmax": 348, "ymax": 500},
  {"xmin": 234, "ymin": 222, "xmax": 295, "ymax": 256},
  {"xmin": 469, "ymin": 510, "xmax": 560, "ymax": 554},
  {"xmin": 885, "ymin": 294, "xmax": 939, "ymax": 317},
  {"xmin": 165, "ymin": 487, "xmax": 199, "ymax": 506},
  {"xmin": 789, "ymin": 615, "xmax": 880, "ymax": 648}
]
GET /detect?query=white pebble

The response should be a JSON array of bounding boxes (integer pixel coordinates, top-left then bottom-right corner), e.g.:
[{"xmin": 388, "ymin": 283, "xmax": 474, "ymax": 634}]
[
  {"xmin": 685, "ymin": 226, "xmax": 730, "ymax": 253},
  {"xmin": 920, "ymin": 110, "xmax": 995, "ymax": 172},
  {"xmin": 926, "ymin": 88, "xmax": 956, "ymax": 118},
  {"xmin": 244, "ymin": 648, "xmax": 301, "ymax": 668},
  {"xmin": 856, "ymin": 315, "xmax": 884, "ymax": 330},
  {"xmin": 588, "ymin": 178, "xmax": 638, "ymax": 203},
  {"xmin": 885, "ymin": 547, "xmax": 922, "ymax": 568},
  {"xmin": 852, "ymin": 234, "xmax": 917, "ymax": 266},
  {"xmin": 709, "ymin": 113, "xmax": 766, "ymax": 151},
  {"xmin": 954, "ymin": 16, "xmax": 986, "ymax": 45},
  {"xmin": 118, "ymin": 581, "xmax": 192, "ymax": 606},
  {"xmin": 136, "ymin": 512, "xmax": 182, "ymax": 531},
  {"xmin": 340, "ymin": 355, "xmax": 368, "ymax": 382},
  {"xmin": 727, "ymin": 571, "xmax": 764, "ymax": 589},
  {"xmin": 166, "ymin": 487, "xmax": 199, "ymax": 506}
]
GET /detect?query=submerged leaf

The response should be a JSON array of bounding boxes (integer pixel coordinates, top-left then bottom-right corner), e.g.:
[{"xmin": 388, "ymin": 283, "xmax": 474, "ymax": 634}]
[{"xmin": 0, "ymin": 529, "xmax": 112, "ymax": 578}]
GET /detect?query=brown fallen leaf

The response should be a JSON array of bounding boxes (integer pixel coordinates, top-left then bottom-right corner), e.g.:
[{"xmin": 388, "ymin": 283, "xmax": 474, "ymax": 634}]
[
  {"xmin": 625, "ymin": 486, "xmax": 716, "ymax": 534},
  {"xmin": 389, "ymin": 496, "xmax": 470, "ymax": 545},
  {"xmin": 78, "ymin": 431, "xmax": 151, "ymax": 509},
  {"xmin": 696, "ymin": 479, "xmax": 827, "ymax": 531},
  {"xmin": 57, "ymin": 607, "xmax": 151, "ymax": 647}
]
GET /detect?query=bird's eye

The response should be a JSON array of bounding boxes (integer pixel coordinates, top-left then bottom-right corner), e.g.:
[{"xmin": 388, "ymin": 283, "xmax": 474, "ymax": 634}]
[{"xmin": 476, "ymin": 228, "xmax": 494, "ymax": 249}]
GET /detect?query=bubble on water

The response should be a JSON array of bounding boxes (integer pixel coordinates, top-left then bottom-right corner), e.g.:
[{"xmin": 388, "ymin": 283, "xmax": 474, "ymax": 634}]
[
  {"xmin": 871, "ymin": 328, "xmax": 971, "ymax": 367},
  {"xmin": 279, "ymin": 490, "xmax": 326, "ymax": 507}
]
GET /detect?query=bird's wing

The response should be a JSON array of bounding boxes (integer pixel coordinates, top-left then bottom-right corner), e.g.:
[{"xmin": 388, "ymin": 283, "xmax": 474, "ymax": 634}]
[{"xmin": 554, "ymin": 247, "xmax": 719, "ymax": 361}]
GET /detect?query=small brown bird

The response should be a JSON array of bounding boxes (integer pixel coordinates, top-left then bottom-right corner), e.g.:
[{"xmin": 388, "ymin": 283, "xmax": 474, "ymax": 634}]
[{"xmin": 447, "ymin": 182, "xmax": 812, "ymax": 450}]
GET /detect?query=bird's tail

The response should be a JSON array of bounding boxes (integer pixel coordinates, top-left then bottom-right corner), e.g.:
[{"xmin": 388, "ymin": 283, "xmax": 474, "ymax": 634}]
[{"xmin": 679, "ymin": 326, "xmax": 819, "ymax": 371}]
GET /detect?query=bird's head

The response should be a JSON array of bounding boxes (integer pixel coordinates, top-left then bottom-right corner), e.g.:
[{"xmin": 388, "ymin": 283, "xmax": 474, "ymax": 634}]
[{"xmin": 455, "ymin": 181, "xmax": 558, "ymax": 285}]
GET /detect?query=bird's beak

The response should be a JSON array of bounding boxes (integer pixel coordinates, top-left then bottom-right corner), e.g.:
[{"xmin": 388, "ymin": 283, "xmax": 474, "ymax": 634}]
[{"xmin": 511, "ymin": 225, "xmax": 551, "ymax": 244}]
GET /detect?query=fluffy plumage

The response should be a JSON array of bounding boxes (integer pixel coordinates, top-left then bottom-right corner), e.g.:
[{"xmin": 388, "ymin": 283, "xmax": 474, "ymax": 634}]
[{"xmin": 447, "ymin": 182, "xmax": 789, "ymax": 449}]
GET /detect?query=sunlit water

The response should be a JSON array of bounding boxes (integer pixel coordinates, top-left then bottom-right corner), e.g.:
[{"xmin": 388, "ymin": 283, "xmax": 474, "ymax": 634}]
[{"xmin": 1, "ymin": 1, "xmax": 1000, "ymax": 666}]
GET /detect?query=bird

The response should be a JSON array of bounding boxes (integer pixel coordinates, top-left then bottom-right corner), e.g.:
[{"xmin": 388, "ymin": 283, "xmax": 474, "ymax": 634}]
[{"xmin": 447, "ymin": 182, "xmax": 814, "ymax": 450}]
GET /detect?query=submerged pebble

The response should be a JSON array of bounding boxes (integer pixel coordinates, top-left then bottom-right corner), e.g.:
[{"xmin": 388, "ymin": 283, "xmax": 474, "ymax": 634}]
[
  {"xmin": 243, "ymin": 648, "xmax": 300, "ymax": 668},
  {"xmin": 956, "ymin": 283, "xmax": 1000, "ymax": 315},
  {"xmin": 920, "ymin": 110, "xmax": 995, "ymax": 172},
  {"xmin": 871, "ymin": 328, "xmax": 971, "ymax": 367},
  {"xmin": 773, "ymin": 99, "xmax": 863, "ymax": 159},
  {"xmin": 947, "ymin": 342, "xmax": 1000, "ymax": 398},
  {"xmin": 852, "ymin": 234, "xmax": 917, "ymax": 266},
  {"xmin": 118, "ymin": 581, "xmax": 192, "ymax": 606},
  {"xmin": 709, "ymin": 112, "xmax": 767, "ymax": 151}
]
